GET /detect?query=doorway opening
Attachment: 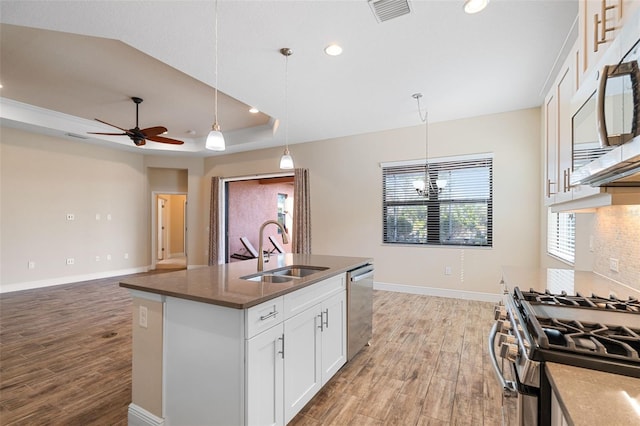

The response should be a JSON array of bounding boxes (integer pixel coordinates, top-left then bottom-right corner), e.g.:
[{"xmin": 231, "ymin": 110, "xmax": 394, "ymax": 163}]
[
  {"xmin": 223, "ymin": 174, "xmax": 294, "ymax": 263},
  {"xmin": 153, "ymin": 192, "xmax": 187, "ymax": 270}
]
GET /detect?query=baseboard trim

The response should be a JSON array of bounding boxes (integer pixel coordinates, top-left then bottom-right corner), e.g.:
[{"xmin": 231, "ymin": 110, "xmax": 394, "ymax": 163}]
[
  {"xmin": 0, "ymin": 266, "xmax": 149, "ymax": 294},
  {"xmin": 128, "ymin": 403, "xmax": 165, "ymax": 426},
  {"xmin": 373, "ymin": 281, "xmax": 503, "ymax": 303}
]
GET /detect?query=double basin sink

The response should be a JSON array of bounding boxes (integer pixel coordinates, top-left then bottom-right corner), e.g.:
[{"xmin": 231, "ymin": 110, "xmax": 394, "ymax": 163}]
[{"xmin": 241, "ymin": 265, "xmax": 329, "ymax": 284}]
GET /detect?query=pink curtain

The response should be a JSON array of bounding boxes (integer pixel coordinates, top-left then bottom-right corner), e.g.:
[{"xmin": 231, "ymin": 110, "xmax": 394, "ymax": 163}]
[
  {"xmin": 292, "ymin": 168, "xmax": 311, "ymax": 254},
  {"xmin": 208, "ymin": 176, "xmax": 221, "ymax": 265}
]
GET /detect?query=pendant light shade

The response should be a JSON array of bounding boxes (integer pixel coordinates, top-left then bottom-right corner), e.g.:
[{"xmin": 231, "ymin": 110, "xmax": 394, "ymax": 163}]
[
  {"xmin": 280, "ymin": 147, "xmax": 294, "ymax": 169},
  {"xmin": 206, "ymin": 0, "xmax": 225, "ymax": 151},
  {"xmin": 279, "ymin": 48, "xmax": 294, "ymax": 170},
  {"xmin": 206, "ymin": 123, "xmax": 225, "ymax": 151}
]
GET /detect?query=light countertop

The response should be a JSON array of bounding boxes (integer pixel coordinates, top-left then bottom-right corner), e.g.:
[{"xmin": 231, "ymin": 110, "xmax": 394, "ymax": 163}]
[
  {"xmin": 120, "ymin": 253, "xmax": 371, "ymax": 309},
  {"xmin": 546, "ymin": 362, "xmax": 640, "ymax": 425}
]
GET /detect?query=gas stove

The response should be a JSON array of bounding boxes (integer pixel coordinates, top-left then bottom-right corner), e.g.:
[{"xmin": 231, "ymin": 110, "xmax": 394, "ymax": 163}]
[{"xmin": 509, "ymin": 287, "xmax": 640, "ymax": 378}]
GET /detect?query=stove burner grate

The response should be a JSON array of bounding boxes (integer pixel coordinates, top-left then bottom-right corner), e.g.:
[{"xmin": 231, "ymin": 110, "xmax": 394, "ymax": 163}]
[
  {"xmin": 523, "ymin": 289, "xmax": 640, "ymax": 313},
  {"xmin": 536, "ymin": 317, "xmax": 640, "ymax": 361}
]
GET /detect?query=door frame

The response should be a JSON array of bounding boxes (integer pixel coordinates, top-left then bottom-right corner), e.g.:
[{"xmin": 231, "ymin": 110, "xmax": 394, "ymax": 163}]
[
  {"xmin": 151, "ymin": 191, "xmax": 188, "ymax": 270},
  {"xmin": 218, "ymin": 172, "xmax": 294, "ymax": 264}
]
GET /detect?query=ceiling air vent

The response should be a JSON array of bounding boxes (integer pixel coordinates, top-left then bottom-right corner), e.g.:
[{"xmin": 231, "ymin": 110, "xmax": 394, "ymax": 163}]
[{"xmin": 368, "ymin": 0, "xmax": 411, "ymax": 23}]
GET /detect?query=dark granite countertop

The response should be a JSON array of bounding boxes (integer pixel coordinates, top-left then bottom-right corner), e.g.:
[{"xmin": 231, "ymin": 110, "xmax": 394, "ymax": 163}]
[{"xmin": 120, "ymin": 253, "xmax": 371, "ymax": 309}]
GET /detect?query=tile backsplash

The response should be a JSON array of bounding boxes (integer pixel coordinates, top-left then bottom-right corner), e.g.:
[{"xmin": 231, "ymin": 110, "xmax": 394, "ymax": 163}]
[{"xmin": 592, "ymin": 205, "xmax": 640, "ymax": 291}]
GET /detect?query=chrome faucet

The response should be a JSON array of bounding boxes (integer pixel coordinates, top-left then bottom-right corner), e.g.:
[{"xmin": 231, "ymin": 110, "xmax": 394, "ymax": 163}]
[{"xmin": 257, "ymin": 220, "xmax": 289, "ymax": 271}]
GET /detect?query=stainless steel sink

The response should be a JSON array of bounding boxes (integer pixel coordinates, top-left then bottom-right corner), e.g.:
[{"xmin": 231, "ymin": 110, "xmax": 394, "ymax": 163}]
[
  {"xmin": 241, "ymin": 265, "xmax": 329, "ymax": 282},
  {"xmin": 243, "ymin": 274, "xmax": 296, "ymax": 283}
]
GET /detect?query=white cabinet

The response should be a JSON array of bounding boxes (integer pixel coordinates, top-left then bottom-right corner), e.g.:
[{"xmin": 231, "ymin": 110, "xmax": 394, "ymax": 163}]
[
  {"xmin": 283, "ymin": 302, "xmax": 321, "ymax": 421},
  {"xmin": 248, "ymin": 274, "xmax": 346, "ymax": 426},
  {"xmin": 544, "ymin": 40, "xmax": 579, "ymax": 206},
  {"xmin": 283, "ymin": 290, "xmax": 346, "ymax": 423},
  {"xmin": 246, "ymin": 323, "xmax": 284, "ymax": 426}
]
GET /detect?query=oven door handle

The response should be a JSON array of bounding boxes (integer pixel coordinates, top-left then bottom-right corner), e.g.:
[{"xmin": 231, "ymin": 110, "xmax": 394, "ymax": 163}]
[{"xmin": 489, "ymin": 322, "xmax": 518, "ymax": 397}]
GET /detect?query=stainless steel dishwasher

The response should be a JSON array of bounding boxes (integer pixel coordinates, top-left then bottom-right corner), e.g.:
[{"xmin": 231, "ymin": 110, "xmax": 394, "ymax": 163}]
[{"xmin": 346, "ymin": 263, "xmax": 374, "ymax": 361}]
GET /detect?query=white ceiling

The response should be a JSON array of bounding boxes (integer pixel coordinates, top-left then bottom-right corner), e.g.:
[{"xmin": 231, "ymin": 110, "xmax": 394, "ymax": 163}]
[{"xmin": 0, "ymin": 0, "xmax": 578, "ymax": 157}]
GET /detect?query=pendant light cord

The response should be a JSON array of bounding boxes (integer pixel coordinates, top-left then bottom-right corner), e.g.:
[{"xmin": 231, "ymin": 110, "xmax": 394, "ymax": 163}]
[
  {"xmin": 413, "ymin": 93, "xmax": 433, "ymax": 195},
  {"xmin": 284, "ymin": 51, "xmax": 289, "ymax": 151},
  {"xmin": 214, "ymin": 0, "xmax": 219, "ymax": 127}
]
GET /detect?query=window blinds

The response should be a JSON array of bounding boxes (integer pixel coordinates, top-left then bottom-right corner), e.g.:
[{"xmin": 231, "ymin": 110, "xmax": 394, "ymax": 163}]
[
  {"xmin": 382, "ymin": 155, "xmax": 493, "ymax": 247},
  {"xmin": 547, "ymin": 210, "xmax": 575, "ymax": 264}
]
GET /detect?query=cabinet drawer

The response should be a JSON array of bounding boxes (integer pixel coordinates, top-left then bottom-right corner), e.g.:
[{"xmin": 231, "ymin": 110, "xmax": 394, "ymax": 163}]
[
  {"xmin": 283, "ymin": 274, "xmax": 345, "ymax": 319},
  {"xmin": 246, "ymin": 296, "xmax": 284, "ymax": 339}
]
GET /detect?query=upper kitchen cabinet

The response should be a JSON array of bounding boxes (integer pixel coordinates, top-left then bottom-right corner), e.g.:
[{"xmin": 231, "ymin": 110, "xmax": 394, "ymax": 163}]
[
  {"xmin": 579, "ymin": 0, "xmax": 639, "ymax": 82},
  {"xmin": 544, "ymin": 40, "xmax": 580, "ymax": 206}
]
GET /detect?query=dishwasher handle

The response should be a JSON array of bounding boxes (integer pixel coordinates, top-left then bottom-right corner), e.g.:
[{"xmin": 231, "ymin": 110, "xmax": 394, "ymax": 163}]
[{"xmin": 349, "ymin": 265, "xmax": 373, "ymax": 282}]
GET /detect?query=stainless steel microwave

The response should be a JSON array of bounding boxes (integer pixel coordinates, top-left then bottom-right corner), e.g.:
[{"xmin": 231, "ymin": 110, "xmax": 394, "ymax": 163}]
[{"xmin": 571, "ymin": 36, "xmax": 640, "ymax": 187}]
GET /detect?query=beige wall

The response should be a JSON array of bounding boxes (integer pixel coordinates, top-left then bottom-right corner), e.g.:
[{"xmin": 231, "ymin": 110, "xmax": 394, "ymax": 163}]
[
  {"xmin": 205, "ymin": 108, "xmax": 542, "ymax": 296},
  {"xmin": 1, "ymin": 127, "xmax": 148, "ymax": 291}
]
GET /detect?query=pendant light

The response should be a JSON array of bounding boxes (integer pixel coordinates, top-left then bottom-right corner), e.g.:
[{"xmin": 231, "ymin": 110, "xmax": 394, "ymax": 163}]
[
  {"xmin": 206, "ymin": 0, "xmax": 225, "ymax": 151},
  {"xmin": 279, "ymin": 48, "xmax": 294, "ymax": 170},
  {"xmin": 412, "ymin": 93, "xmax": 446, "ymax": 198}
]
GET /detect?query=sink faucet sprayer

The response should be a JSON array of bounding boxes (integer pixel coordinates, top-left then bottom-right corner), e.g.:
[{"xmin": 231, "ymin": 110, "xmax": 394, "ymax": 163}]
[{"xmin": 257, "ymin": 220, "xmax": 289, "ymax": 271}]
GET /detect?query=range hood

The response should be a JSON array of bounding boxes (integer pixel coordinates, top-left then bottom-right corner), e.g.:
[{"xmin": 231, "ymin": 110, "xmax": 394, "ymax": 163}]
[{"xmin": 571, "ymin": 135, "xmax": 640, "ymax": 187}]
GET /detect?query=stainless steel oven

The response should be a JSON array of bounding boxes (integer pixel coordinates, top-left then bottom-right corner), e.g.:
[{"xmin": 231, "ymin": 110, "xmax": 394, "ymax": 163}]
[{"xmin": 490, "ymin": 287, "xmax": 640, "ymax": 426}]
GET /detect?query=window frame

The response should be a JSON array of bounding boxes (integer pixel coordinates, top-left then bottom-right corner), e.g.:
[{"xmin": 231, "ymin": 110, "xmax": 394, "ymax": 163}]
[{"xmin": 381, "ymin": 153, "xmax": 493, "ymax": 248}]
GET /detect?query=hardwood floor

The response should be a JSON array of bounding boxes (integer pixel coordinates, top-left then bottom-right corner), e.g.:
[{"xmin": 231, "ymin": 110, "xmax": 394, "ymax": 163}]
[{"xmin": 0, "ymin": 274, "xmax": 516, "ymax": 425}]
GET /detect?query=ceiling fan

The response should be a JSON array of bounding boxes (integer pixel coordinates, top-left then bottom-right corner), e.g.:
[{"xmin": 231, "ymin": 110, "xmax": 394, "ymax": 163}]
[{"xmin": 88, "ymin": 97, "xmax": 184, "ymax": 146}]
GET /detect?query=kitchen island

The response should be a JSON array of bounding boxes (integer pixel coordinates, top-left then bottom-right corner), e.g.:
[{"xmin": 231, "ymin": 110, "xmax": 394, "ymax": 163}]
[{"xmin": 120, "ymin": 253, "xmax": 371, "ymax": 426}]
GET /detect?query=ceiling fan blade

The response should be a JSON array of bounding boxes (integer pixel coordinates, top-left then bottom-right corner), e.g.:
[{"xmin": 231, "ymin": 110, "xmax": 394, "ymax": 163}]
[
  {"xmin": 94, "ymin": 118, "xmax": 131, "ymax": 133},
  {"xmin": 87, "ymin": 132, "xmax": 128, "ymax": 136},
  {"xmin": 147, "ymin": 135, "xmax": 184, "ymax": 145},
  {"xmin": 140, "ymin": 126, "xmax": 168, "ymax": 138}
]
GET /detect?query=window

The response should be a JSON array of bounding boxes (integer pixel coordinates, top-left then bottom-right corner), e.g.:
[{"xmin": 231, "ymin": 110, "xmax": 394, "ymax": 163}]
[
  {"xmin": 382, "ymin": 154, "xmax": 493, "ymax": 247},
  {"xmin": 277, "ymin": 193, "xmax": 287, "ymax": 233},
  {"xmin": 547, "ymin": 210, "xmax": 575, "ymax": 264}
]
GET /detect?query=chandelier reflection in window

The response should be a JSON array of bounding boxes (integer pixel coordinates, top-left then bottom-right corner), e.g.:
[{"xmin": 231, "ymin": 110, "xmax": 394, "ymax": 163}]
[{"xmin": 411, "ymin": 93, "xmax": 446, "ymax": 198}]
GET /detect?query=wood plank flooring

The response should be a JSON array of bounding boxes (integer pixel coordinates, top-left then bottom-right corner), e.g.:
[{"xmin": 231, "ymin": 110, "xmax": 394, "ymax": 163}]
[{"xmin": 0, "ymin": 273, "xmax": 516, "ymax": 425}]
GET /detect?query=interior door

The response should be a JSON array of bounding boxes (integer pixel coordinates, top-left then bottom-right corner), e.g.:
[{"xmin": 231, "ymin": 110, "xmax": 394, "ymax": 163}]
[{"xmin": 157, "ymin": 197, "xmax": 167, "ymax": 260}]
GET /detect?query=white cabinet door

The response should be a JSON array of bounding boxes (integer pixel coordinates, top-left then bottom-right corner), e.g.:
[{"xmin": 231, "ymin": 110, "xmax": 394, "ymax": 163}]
[
  {"xmin": 283, "ymin": 306, "xmax": 321, "ymax": 423},
  {"xmin": 246, "ymin": 323, "xmax": 284, "ymax": 426},
  {"xmin": 320, "ymin": 290, "xmax": 346, "ymax": 383}
]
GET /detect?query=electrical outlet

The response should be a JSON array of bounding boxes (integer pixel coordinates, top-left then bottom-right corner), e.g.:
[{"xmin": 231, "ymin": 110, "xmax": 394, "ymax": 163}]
[
  {"xmin": 445, "ymin": 266, "xmax": 452, "ymax": 275},
  {"xmin": 95, "ymin": 256, "xmax": 100, "ymax": 262},
  {"xmin": 28, "ymin": 261, "xmax": 35, "ymax": 270},
  {"xmin": 107, "ymin": 254, "xmax": 112, "ymax": 261},
  {"xmin": 66, "ymin": 213, "xmax": 75, "ymax": 221},
  {"xmin": 124, "ymin": 253, "xmax": 129, "ymax": 259},
  {"xmin": 107, "ymin": 214, "xmax": 112, "ymax": 221},
  {"xmin": 609, "ymin": 258, "xmax": 619, "ymax": 273},
  {"xmin": 66, "ymin": 258, "xmax": 74, "ymax": 265},
  {"xmin": 139, "ymin": 305, "xmax": 148, "ymax": 328},
  {"xmin": 95, "ymin": 213, "xmax": 101, "ymax": 221}
]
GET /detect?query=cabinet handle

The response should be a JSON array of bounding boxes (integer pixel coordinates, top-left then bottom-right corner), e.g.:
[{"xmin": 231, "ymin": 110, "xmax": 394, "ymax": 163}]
[
  {"xmin": 260, "ymin": 310, "xmax": 278, "ymax": 321},
  {"xmin": 547, "ymin": 179, "xmax": 556, "ymax": 197},
  {"xmin": 323, "ymin": 309, "xmax": 329, "ymax": 329},
  {"xmin": 594, "ymin": 0, "xmax": 618, "ymax": 52},
  {"xmin": 563, "ymin": 169, "xmax": 568, "ymax": 192},
  {"xmin": 278, "ymin": 334, "xmax": 284, "ymax": 359},
  {"xmin": 317, "ymin": 313, "xmax": 324, "ymax": 331}
]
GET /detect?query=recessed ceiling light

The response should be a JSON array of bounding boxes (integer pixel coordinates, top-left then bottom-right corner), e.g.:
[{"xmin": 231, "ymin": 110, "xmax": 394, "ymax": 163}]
[
  {"xmin": 324, "ymin": 44, "xmax": 343, "ymax": 56},
  {"xmin": 464, "ymin": 0, "xmax": 489, "ymax": 14},
  {"xmin": 249, "ymin": 107, "xmax": 259, "ymax": 113}
]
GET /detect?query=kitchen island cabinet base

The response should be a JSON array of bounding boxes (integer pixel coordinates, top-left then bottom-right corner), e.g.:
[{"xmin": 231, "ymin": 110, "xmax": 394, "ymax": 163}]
[{"xmin": 126, "ymin": 271, "xmax": 350, "ymax": 426}]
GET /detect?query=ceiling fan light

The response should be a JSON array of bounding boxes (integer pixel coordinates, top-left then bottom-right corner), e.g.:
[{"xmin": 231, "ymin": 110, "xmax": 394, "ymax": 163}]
[
  {"xmin": 206, "ymin": 123, "xmax": 225, "ymax": 151},
  {"xmin": 412, "ymin": 179, "xmax": 425, "ymax": 191},
  {"xmin": 464, "ymin": 0, "xmax": 489, "ymax": 14},
  {"xmin": 280, "ymin": 148, "xmax": 294, "ymax": 170},
  {"xmin": 436, "ymin": 179, "xmax": 447, "ymax": 189}
]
